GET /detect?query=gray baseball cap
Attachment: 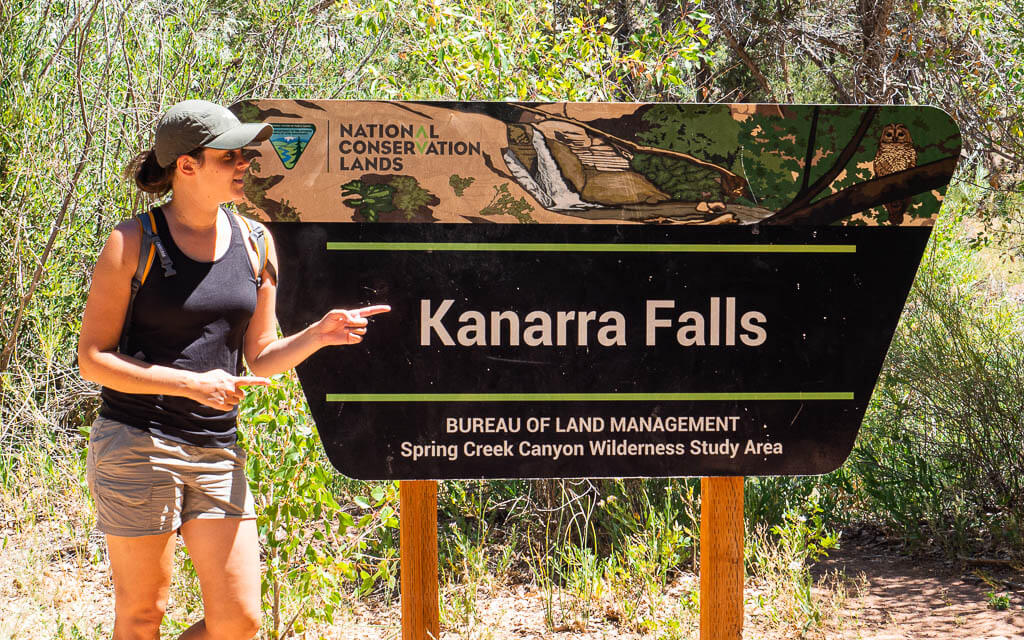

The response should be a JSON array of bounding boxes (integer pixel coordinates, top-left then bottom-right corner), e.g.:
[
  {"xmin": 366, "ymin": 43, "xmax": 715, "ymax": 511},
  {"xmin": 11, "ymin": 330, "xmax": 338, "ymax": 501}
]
[{"xmin": 155, "ymin": 100, "xmax": 273, "ymax": 168}]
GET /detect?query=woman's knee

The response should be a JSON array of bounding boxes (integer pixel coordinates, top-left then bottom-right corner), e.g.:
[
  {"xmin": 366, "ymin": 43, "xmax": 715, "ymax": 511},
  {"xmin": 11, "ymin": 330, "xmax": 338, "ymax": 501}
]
[
  {"xmin": 205, "ymin": 607, "xmax": 261, "ymax": 639},
  {"xmin": 113, "ymin": 603, "xmax": 166, "ymax": 638}
]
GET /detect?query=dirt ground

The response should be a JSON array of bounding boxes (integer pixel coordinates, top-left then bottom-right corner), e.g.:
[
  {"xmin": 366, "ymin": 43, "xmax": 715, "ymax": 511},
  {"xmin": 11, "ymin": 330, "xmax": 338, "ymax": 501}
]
[
  {"xmin": 2, "ymin": 522, "xmax": 1022, "ymax": 639},
  {"xmin": 332, "ymin": 531, "xmax": 1024, "ymax": 640},
  {"xmin": 325, "ymin": 531, "xmax": 1024, "ymax": 640},
  {"xmin": 808, "ymin": 528, "xmax": 1024, "ymax": 640}
]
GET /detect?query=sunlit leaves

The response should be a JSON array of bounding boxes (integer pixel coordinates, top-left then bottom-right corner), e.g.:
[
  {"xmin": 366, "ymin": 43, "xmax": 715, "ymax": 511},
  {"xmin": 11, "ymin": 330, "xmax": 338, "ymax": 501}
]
[
  {"xmin": 352, "ymin": 0, "xmax": 711, "ymax": 101},
  {"xmin": 239, "ymin": 373, "xmax": 400, "ymax": 633}
]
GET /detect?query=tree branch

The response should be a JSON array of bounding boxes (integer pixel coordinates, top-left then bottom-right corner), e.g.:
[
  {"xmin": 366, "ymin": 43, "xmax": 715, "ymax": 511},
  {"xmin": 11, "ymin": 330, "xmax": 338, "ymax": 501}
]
[
  {"xmin": 799, "ymin": 106, "xmax": 820, "ymax": 196},
  {"xmin": 0, "ymin": 131, "xmax": 94, "ymax": 373},
  {"xmin": 799, "ymin": 39, "xmax": 853, "ymax": 102},
  {"xmin": 775, "ymin": 106, "xmax": 879, "ymax": 216},
  {"xmin": 713, "ymin": 12, "xmax": 777, "ymax": 101},
  {"xmin": 762, "ymin": 155, "xmax": 958, "ymax": 225},
  {"xmin": 790, "ymin": 26, "xmax": 855, "ymax": 58}
]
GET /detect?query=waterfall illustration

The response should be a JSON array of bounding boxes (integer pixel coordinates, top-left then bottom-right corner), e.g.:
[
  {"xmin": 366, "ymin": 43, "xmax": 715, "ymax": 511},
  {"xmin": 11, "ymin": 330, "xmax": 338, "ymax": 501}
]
[{"xmin": 504, "ymin": 128, "xmax": 597, "ymax": 211}]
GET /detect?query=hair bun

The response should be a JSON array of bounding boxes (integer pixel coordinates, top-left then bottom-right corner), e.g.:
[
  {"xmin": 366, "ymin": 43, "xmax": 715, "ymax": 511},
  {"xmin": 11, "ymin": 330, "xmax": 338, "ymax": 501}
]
[{"xmin": 125, "ymin": 148, "xmax": 183, "ymax": 196}]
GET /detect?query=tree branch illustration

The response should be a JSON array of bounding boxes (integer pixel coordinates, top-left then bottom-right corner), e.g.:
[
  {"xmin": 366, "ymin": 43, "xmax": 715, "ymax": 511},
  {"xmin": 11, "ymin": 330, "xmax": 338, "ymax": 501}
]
[
  {"xmin": 507, "ymin": 103, "xmax": 751, "ymax": 196},
  {"xmin": 761, "ymin": 155, "xmax": 958, "ymax": 225},
  {"xmin": 798, "ymin": 106, "xmax": 821, "ymax": 197},
  {"xmin": 775, "ymin": 106, "xmax": 880, "ymax": 217}
]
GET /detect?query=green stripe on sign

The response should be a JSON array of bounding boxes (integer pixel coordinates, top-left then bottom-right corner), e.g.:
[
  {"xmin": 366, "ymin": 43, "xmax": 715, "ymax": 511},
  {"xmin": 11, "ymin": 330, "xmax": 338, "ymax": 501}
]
[
  {"xmin": 326, "ymin": 392, "xmax": 854, "ymax": 402},
  {"xmin": 326, "ymin": 242, "xmax": 856, "ymax": 253}
]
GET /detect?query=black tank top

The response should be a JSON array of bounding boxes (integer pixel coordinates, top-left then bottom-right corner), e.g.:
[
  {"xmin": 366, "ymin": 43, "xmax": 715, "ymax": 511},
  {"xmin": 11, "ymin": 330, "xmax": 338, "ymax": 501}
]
[{"xmin": 100, "ymin": 207, "xmax": 259, "ymax": 447}]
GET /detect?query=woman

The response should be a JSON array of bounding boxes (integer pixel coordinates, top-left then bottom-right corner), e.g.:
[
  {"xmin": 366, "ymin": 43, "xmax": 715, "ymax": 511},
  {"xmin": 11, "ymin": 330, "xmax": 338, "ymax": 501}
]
[{"xmin": 78, "ymin": 99, "xmax": 388, "ymax": 640}]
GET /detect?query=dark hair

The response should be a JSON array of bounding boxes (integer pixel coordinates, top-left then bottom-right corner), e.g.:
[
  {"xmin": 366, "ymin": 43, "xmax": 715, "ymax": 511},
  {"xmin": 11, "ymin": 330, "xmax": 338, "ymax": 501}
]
[{"xmin": 124, "ymin": 147, "xmax": 204, "ymax": 196}]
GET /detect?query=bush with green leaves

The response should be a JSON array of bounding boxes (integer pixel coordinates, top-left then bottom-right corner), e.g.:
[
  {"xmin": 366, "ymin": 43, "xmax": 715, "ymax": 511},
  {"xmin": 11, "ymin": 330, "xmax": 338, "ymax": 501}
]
[
  {"xmin": 239, "ymin": 373, "xmax": 399, "ymax": 637},
  {"xmin": 357, "ymin": 0, "xmax": 710, "ymax": 101},
  {"xmin": 598, "ymin": 480, "xmax": 699, "ymax": 633},
  {"xmin": 746, "ymin": 491, "xmax": 840, "ymax": 634},
  {"xmin": 850, "ymin": 182, "xmax": 1024, "ymax": 556}
]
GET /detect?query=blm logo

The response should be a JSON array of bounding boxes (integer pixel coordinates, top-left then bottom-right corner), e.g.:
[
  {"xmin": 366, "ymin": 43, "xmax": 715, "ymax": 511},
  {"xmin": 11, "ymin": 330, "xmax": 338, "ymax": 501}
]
[{"xmin": 269, "ymin": 124, "xmax": 316, "ymax": 169}]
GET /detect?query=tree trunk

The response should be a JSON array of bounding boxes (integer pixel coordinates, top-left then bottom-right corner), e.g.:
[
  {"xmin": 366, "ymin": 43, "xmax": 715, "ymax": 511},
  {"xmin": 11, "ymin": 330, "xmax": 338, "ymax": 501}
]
[
  {"xmin": 856, "ymin": 0, "xmax": 895, "ymax": 102},
  {"xmin": 614, "ymin": 0, "xmax": 636, "ymax": 100}
]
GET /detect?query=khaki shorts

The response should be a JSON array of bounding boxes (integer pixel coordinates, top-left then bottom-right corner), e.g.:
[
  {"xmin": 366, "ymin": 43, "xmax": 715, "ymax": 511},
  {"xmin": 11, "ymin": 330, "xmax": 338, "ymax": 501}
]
[{"xmin": 86, "ymin": 416, "xmax": 255, "ymax": 537}]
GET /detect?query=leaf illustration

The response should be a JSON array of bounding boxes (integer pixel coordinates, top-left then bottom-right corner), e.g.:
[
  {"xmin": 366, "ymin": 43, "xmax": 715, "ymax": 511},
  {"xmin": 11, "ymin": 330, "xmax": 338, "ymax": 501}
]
[
  {"xmin": 341, "ymin": 180, "xmax": 395, "ymax": 222},
  {"xmin": 449, "ymin": 174, "xmax": 475, "ymax": 197},
  {"xmin": 479, "ymin": 183, "xmax": 536, "ymax": 224},
  {"xmin": 390, "ymin": 176, "xmax": 433, "ymax": 219}
]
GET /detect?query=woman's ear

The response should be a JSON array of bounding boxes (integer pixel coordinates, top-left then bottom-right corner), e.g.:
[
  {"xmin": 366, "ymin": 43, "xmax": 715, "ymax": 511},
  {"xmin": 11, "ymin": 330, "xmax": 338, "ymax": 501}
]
[{"xmin": 176, "ymin": 153, "xmax": 200, "ymax": 176}]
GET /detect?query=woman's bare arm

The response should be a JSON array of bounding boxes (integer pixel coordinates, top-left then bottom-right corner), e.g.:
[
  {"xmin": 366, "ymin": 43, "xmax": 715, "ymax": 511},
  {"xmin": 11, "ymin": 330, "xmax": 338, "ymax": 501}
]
[
  {"xmin": 242, "ymin": 229, "xmax": 389, "ymax": 378},
  {"xmin": 78, "ymin": 221, "xmax": 267, "ymax": 411}
]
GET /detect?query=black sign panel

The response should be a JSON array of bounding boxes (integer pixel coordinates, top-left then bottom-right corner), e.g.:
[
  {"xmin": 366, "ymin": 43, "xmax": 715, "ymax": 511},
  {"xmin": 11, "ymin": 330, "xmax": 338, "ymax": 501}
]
[
  {"xmin": 237, "ymin": 100, "xmax": 961, "ymax": 480},
  {"xmin": 270, "ymin": 223, "xmax": 927, "ymax": 479}
]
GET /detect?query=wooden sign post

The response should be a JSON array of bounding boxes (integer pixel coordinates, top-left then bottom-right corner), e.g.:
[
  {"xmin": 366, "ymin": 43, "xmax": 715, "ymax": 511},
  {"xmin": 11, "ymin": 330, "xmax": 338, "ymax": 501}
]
[
  {"xmin": 700, "ymin": 477, "xmax": 745, "ymax": 639},
  {"xmin": 398, "ymin": 477, "xmax": 746, "ymax": 640},
  {"xmin": 400, "ymin": 480, "xmax": 439, "ymax": 640}
]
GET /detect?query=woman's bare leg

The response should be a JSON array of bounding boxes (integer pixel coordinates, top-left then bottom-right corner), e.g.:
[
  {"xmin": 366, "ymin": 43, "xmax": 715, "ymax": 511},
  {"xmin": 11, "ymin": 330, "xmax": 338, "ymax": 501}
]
[
  {"xmin": 107, "ymin": 532, "xmax": 177, "ymax": 640},
  {"xmin": 177, "ymin": 518, "xmax": 261, "ymax": 640}
]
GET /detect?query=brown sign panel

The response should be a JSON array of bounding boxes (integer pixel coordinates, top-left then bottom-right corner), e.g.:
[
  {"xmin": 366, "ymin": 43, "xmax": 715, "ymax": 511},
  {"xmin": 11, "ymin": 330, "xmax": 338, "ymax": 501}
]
[{"xmin": 234, "ymin": 100, "xmax": 960, "ymax": 480}]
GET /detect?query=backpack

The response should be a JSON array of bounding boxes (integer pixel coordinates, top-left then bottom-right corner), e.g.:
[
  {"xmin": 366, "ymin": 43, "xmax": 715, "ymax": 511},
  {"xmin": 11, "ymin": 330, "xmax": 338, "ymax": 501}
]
[{"xmin": 119, "ymin": 207, "xmax": 273, "ymax": 354}]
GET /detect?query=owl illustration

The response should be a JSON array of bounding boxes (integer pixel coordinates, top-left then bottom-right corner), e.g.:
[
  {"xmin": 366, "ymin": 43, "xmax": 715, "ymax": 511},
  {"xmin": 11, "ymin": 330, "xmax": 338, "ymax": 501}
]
[{"xmin": 873, "ymin": 123, "xmax": 918, "ymax": 225}]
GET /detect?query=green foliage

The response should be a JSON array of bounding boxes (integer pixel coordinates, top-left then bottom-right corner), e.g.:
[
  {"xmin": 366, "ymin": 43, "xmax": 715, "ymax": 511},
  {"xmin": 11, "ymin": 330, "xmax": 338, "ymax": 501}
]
[
  {"xmin": 0, "ymin": 0, "xmax": 390, "ymax": 396},
  {"xmin": 746, "ymin": 491, "xmax": 840, "ymax": 634},
  {"xmin": 850, "ymin": 185, "xmax": 1024, "ymax": 556},
  {"xmin": 438, "ymin": 481, "xmax": 521, "ymax": 635},
  {"xmin": 449, "ymin": 174, "xmax": 475, "ymax": 197},
  {"xmin": 632, "ymin": 105, "xmax": 740, "ymax": 203},
  {"xmin": 599, "ymin": 480, "xmax": 698, "ymax": 632},
  {"xmin": 744, "ymin": 473, "xmax": 855, "ymax": 533},
  {"xmin": 239, "ymin": 374, "xmax": 399, "ymax": 636},
  {"xmin": 768, "ymin": 497, "xmax": 841, "ymax": 565},
  {"xmin": 929, "ymin": 0, "xmax": 1024, "ymax": 163},
  {"xmin": 358, "ymin": 0, "xmax": 710, "ymax": 101},
  {"xmin": 340, "ymin": 180, "xmax": 396, "ymax": 222},
  {"xmin": 596, "ymin": 480, "xmax": 697, "ymax": 571},
  {"xmin": 987, "ymin": 590, "xmax": 1011, "ymax": 610},
  {"xmin": 390, "ymin": 175, "xmax": 433, "ymax": 218},
  {"xmin": 479, "ymin": 183, "xmax": 535, "ymax": 223}
]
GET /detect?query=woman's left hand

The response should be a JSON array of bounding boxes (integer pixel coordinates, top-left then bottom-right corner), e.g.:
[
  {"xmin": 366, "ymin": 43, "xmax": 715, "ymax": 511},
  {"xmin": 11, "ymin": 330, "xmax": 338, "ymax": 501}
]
[{"xmin": 315, "ymin": 305, "xmax": 391, "ymax": 346}]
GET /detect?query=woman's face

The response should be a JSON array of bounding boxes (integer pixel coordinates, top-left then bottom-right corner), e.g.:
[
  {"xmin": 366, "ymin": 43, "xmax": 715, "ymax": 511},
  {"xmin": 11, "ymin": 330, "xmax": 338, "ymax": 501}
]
[
  {"xmin": 199, "ymin": 147, "xmax": 252, "ymax": 203},
  {"xmin": 174, "ymin": 147, "xmax": 253, "ymax": 204}
]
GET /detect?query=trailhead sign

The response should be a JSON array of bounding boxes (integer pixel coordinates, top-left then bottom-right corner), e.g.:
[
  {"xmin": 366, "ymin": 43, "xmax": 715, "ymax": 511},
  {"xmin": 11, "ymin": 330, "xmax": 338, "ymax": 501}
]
[{"xmin": 233, "ymin": 100, "xmax": 960, "ymax": 480}]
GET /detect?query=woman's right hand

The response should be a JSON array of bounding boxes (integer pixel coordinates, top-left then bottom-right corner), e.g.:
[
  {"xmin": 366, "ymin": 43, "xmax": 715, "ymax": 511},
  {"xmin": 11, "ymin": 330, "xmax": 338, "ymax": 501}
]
[{"xmin": 188, "ymin": 369, "xmax": 271, "ymax": 411}]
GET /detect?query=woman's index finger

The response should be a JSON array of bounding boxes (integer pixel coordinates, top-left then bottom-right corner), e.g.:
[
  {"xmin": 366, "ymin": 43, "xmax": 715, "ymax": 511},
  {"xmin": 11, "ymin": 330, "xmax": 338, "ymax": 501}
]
[
  {"xmin": 235, "ymin": 376, "xmax": 272, "ymax": 387},
  {"xmin": 356, "ymin": 305, "xmax": 391, "ymax": 317}
]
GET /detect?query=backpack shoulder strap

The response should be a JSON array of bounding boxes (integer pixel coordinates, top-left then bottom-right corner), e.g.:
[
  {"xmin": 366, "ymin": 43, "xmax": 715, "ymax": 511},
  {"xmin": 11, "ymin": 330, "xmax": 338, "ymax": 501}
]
[
  {"xmin": 120, "ymin": 209, "xmax": 171, "ymax": 353},
  {"xmin": 143, "ymin": 207, "xmax": 176, "ymax": 280},
  {"xmin": 234, "ymin": 211, "xmax": 276, "ymax": 287},
  {"xmin": 133, "ymin": 211, "xmax": 158, "ymax": 291}
]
